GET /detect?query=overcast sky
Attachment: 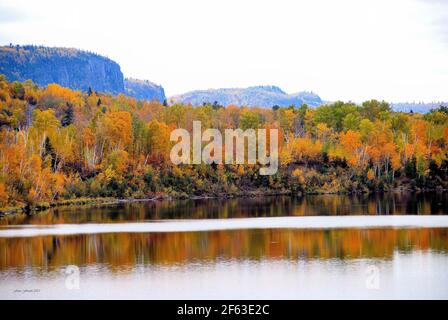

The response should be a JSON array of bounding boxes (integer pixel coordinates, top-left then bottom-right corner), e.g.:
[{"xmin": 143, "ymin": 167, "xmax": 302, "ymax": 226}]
[{"xmin": 0, "ymin": 0, "xmax": 447, "ymax": 102}]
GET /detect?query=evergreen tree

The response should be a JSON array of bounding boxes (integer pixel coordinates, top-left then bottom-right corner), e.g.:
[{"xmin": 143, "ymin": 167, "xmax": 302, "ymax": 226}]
[
  {"xmin": 61, "ymin": 103, "xmax": 74, "ymax": 127},
  {"xmin": 43, "ymin": 136, "xmax": 57, "ymax": 171},
  {"xmin": 212, "ymin": 101, "xmax": 223, "ymax": 110}
]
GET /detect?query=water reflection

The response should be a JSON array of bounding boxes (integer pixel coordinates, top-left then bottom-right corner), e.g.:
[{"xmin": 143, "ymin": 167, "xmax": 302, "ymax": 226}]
[
  {"xmin": 2, "ymin": 193, "xmax": 448, "ymax": 226},
  {"xmin": 1, "ymin": 195, "xmax": 448, "ymax": 299},
  {"xmin": 1, "ymin": 228, "xmax": 447, "ymax": 271}
]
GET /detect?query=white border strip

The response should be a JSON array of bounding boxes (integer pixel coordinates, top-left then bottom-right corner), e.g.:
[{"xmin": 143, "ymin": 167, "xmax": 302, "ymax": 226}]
[{"xmin": 1, "ymin": 215, "xmax": 448, "ymax": 238}]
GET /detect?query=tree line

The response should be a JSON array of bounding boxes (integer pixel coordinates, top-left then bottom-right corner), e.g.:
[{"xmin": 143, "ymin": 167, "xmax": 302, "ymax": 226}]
[{"xmin": 0, "ymin": 75, "xmax": 447, "ymax": 210}]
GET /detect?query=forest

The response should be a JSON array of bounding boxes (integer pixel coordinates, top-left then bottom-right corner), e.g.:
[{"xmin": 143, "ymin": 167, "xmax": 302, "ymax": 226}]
[{"xmin": 0, "ymin": 74, "xmax": 447, "ymax": 213}]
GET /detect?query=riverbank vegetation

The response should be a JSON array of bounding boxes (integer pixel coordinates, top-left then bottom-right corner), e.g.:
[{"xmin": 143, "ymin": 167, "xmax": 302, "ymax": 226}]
[{"xmin": 0, "ymin": 75, "xmax": 447, "ymax": 212}]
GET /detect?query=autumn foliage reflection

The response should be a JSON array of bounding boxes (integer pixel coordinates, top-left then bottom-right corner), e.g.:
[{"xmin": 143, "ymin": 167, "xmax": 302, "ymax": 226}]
[{"xmin": 1, "ymin": 228, "xmax": 448, "ymax": 271}]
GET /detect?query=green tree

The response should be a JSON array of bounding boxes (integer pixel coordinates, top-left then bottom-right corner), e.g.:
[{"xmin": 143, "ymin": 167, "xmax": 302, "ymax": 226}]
[
  {"xmin": 10, "ymin": 81, "xmax": 25, "ymax": 100},
  {"xmin": 240, "ymin": 111, "xmax": 262, "ymax": 130},
  {"xmin": 314, "ymin": 101, "xmax": 358, "ymax": 132},
  {"xmin": 359, "ymin": 118, "xmax": 374, "ymax": 142},
  {"xmin": 361, "ymin": 100, "xmax": 391, "ymax": 121},
  {"xmin": 61, "ymin": 103, "xmax": 74, "ymax": 127},
  {"xmin": 343, "ymin": 112, "xmax": 361, "ymax": 131}
]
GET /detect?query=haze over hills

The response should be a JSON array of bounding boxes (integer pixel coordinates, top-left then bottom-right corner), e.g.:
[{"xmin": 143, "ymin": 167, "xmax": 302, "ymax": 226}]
[
  {"xmin": 0, "ymin": 44, "xmax": 166, "ymax": 102},
  {"xmin": 169, "ymin": 86, "xmax": 323, "ymax": 108},
  {"xmin": 169, "ymin": 87, "xmax": 448, "ymax": 112},
  {"xmin": 391, "ymin": 102, "xmax": 448, "ymax": 113}
]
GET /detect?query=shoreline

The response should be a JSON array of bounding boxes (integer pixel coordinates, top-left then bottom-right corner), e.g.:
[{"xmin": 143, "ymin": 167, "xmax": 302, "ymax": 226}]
[{"xmin": 1, "ymin": 187, "xmax": 446, "ymax": 218}]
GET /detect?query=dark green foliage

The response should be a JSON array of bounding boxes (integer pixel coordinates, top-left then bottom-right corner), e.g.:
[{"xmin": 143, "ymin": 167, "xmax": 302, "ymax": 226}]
[
  {"xmin": 61, "ymin": 103, "xmax": 74, "ymax": 127},
  {"xmin": 361, "ymin": 100, "xmax": 391, "ymax": 121},
  {"xmin": 212, "ymin": 101, "xmax": 223, "ymax": 110},
  {"xmin": 314, "ymin": 101, "xmax": 359, "ymax": 131},
  {"xmin": 405, "ymin": 157, "xmax": 417, "ymax": 179},
  {"xmin": 43, "ymin": 136, "xmax": 57, "ymax": 171},
  {"xmin": 10, "ymin": 81, "xmax": 25, "ymax": 100}
]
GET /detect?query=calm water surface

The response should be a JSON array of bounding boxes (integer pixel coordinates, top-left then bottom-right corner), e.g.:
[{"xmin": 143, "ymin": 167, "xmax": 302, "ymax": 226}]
[{"xmin": 1, "ymin": 194, "xmax": 448, "ymax": 299}]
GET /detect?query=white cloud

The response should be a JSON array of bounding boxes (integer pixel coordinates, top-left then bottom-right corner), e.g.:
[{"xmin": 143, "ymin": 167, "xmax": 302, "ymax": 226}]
[{"xmin": 0, "ymin": 0, "xmax": 447, "ymax": 102}]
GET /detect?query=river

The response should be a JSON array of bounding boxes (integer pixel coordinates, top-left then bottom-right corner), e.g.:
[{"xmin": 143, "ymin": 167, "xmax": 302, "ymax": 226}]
[{"xmin": 1, "ymin": 194, "xmax": 448, "ymax": 299}]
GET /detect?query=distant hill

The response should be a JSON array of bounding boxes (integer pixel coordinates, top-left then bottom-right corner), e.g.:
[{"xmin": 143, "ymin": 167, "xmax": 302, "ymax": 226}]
[
  {"xmin": 125, "ymin": 78, "xmax": 165, "ymax": 102},
  {"xmin": 391, "ymin": 102, "xmax": 448, "ymax": 113},
  {"xmin": 0, "ymin": 44, "xmax": 166, "ymax": 102},
  {"xmin": 169, "ymin": 85, "xmax": 323, "ymax": 107}
]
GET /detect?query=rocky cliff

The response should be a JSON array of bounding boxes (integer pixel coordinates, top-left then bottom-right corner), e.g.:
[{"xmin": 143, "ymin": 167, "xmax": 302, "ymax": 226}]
[
  {"xmin": 0, "ymin": 45, "xmax": 166, "ymax": 101},
  {"xmin": 0, "ymin": 45, "xmax": 124, "ymax": 95}
]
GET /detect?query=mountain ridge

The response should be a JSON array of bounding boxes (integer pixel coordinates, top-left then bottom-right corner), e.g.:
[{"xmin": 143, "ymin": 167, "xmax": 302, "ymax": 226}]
[
  {"xmin": 124, "ymin": 78, "xmax": 165, "ymax": 102},
  {"xmin": 169, "ymin": 85, "xmax": 323, "ymax": 108}
]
